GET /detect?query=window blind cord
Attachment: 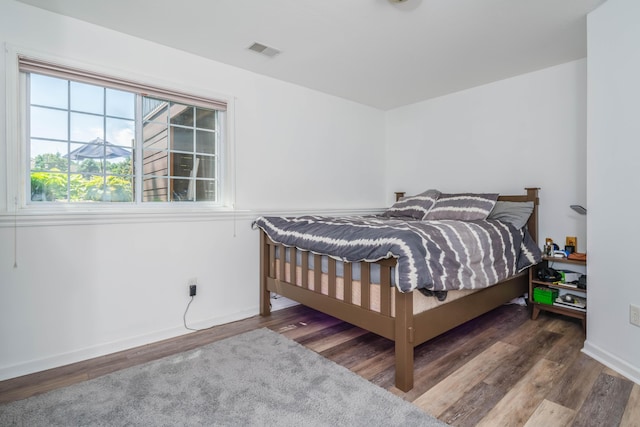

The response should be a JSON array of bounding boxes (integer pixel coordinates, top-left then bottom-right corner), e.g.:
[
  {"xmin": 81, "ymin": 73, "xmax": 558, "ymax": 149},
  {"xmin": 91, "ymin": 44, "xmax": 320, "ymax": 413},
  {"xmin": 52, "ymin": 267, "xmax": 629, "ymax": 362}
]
[
  {"xmin": 233, "ymin": 204, "xmax": 237, "ymax": 238},
  {"xmin": 232, "ymin": 97, "xmax": 238, "ymax": 238}
]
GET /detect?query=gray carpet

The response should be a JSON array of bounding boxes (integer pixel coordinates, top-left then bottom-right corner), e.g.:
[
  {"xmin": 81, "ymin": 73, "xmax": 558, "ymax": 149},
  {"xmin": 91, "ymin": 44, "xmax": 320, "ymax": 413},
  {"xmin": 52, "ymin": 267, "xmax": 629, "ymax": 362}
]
[{"xmin": 0, "ymin": 328, "xmax": 446, "ymax": 426}]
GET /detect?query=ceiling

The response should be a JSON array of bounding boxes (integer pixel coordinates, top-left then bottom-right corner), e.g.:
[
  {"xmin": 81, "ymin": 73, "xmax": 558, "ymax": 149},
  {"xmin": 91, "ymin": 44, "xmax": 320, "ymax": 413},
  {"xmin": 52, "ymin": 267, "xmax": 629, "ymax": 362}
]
[{"xmin": 17, "ymin": 0, "xmax": 605, "ymax": 110}]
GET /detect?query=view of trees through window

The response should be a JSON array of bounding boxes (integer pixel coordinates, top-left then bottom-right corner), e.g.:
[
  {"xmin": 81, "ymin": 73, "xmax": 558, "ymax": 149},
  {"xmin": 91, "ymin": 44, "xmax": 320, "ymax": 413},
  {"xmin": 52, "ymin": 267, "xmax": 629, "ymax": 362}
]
[{"xmin": 30, "ymin": 152, "xmax": 132, "ymax": 202}]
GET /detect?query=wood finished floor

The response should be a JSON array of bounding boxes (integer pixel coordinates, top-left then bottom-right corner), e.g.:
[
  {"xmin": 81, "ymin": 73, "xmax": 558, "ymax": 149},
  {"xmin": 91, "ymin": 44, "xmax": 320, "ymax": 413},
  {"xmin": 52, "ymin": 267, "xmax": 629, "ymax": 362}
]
[{"xmin": 1, "ymin": 303, "xmax": 638, "ymax": 426}]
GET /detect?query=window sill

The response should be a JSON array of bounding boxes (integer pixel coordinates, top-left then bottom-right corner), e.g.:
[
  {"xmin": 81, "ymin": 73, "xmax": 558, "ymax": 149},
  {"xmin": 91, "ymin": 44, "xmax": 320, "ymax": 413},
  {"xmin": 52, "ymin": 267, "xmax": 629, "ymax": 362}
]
[
  {"xmin": 0, "ymin": 206, "xmax": 384, "ymax": 228},
  {"xmin": 0, "ymin": 205, "xmax": 251, "ymax": 227}
]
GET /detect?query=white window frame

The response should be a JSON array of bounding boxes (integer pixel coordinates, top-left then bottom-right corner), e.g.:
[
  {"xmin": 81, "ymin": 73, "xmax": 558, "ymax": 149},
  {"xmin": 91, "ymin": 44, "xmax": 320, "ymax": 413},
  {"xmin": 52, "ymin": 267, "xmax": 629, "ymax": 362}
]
[{"xmin": 4, "ymin": 45, "xmax": 237, "ymax": 223}]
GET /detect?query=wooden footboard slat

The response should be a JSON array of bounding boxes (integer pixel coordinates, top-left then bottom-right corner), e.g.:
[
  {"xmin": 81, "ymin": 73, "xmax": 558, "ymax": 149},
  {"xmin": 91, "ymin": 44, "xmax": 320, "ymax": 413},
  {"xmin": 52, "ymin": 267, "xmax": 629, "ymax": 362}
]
[
  {"xmin": 314, "ymin": 254, "xmax": 321, "ymax": 292},
  {"xmin": 328, "ymin": 258, "xmax": 336, "ymax": 298},
  {"xmin": 380, "ymin": 264, "xmax": 391, "ymax": 317},
  {"xmin": 361, "ymin": 264, "xmax": 370, "ymax": 310},
  {"xmin": 268, "ymin": 241, "xmax": 275, "ymax": 278},
  {"xmin": 279, "ymin": 246, "xmax": 286, "ymax": 284},
  {"xmin": 344, "ymin": 263, "xmax": 353, "ymax": 304},
  {"xmin": 289, "ymin": 247, "xmax": 297, "ymax": 286},
  {"xmin": 301, "ymin": 251, "xmax": 309, "ymax": 289}
]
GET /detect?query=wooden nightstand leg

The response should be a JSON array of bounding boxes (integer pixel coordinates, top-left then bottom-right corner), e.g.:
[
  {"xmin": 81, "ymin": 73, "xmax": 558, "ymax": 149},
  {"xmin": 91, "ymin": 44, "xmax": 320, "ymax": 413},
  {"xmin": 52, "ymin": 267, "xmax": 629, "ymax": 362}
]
[{"xmin": 532, "ymin": 305, "xmax": 541, "ymax": 320}]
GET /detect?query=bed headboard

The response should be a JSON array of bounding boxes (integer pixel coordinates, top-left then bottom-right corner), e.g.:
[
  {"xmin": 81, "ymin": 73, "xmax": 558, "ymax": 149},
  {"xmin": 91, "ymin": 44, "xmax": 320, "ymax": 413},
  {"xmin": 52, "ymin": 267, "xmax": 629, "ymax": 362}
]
[{"xmin": 393, "ymin": 187, "xmax": 540, "ymax": 243}]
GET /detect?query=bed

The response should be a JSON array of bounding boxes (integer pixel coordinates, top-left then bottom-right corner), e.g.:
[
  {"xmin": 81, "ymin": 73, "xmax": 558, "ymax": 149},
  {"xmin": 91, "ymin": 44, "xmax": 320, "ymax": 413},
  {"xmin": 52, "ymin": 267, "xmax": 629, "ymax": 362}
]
[{"xmin": 256, "ymin": 188, "xmax": 540, "ymax": 391}]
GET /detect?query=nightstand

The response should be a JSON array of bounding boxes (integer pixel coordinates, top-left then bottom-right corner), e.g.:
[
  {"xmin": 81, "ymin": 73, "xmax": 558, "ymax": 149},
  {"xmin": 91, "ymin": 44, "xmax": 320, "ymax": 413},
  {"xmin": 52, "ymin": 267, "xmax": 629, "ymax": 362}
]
[{"xmin": 529, "ymin": 256, "xmax": 587, "ymax": 333}]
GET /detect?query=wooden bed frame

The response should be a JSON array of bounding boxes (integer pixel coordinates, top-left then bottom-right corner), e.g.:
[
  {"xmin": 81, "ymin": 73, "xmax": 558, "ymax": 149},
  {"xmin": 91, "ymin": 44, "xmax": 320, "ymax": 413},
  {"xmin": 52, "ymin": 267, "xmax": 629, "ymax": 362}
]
[{"xmin": 259, "ymin": 188, "xmax": 539, "ymax": 391}]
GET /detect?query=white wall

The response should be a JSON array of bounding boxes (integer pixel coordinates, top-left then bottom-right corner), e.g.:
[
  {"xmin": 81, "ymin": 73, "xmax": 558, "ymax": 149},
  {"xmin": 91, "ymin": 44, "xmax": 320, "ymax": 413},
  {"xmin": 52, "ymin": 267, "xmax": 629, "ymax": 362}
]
[
  {"xmin": 0, "ymin": 0, "xmax": 386, "ymax": 380},
  {"xmin": 583, "ymin": 0, "xmax": 640, "ymax": 384},
  {"xmin": 385, "ymin": 60, "xmax": 588, "ymax": 252}
]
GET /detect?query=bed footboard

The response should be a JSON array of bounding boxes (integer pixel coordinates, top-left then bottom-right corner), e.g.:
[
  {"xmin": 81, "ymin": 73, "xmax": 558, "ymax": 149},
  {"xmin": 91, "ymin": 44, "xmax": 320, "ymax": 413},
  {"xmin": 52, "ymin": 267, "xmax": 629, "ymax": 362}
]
[
  {"xmin": 260, "ymin": 230, "xmax": 416, "ymax": 390},
  {"xmin": 260, "ymin": 231, "xmax": 400, "ymax": 338}
]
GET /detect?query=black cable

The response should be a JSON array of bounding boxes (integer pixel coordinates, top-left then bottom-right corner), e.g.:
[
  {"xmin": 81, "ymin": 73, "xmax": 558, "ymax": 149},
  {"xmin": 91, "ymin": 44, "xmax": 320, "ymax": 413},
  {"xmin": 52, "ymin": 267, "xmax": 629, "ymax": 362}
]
[{"xmin": 183, "ymin": 296, "xmax": 199, "ymax": 331}]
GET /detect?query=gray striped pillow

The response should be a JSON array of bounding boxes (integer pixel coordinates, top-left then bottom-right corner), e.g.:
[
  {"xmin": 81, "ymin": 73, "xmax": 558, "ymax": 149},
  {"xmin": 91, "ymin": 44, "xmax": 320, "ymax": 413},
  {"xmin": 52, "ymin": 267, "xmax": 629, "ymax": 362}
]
[
  {"xmin": 383, "ymin": 189, "xmax": 441, "ymax": 220},
  {"xmin": 425, "ymin": 193, "xmax": 499, "ymax": 221}
]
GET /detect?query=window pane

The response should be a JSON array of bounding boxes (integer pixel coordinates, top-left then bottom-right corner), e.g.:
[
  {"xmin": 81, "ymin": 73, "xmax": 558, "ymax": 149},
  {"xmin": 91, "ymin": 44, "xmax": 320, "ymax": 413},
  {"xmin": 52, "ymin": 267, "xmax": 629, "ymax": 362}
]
[
  {"xmin": 30, "ymin": 74, "xmax": 68, "ymax": 109},
  {"xmin": 196, "ymin": 180, "xmax": 216, "ymax": 201},
  {"xmin": 70, "ymin": 112, "xmax": 104, "ymax": 143},
  {"xmin": 143, "ymin": 176, "xmax": 168, "ymax": 201},
  {"xmin": 196, "ymin": 108, "xmax": 215, "ymax": 130},
  {"xmin": 171, "ymin": 127, "xmax": 193, "ymax": 152},
  {"xmin": 75, "ymin": 156, "xmax": 105, "ymax": 176},
  {"xmin": 171, "ymin": 153, "xmax": 194, "ymax": 178},
  {"xmin": 106, "ymin": 88, "xmax": 134, "ymax": 119},
  {"xmin": 196, "ymin": 155, "xmax": 215, "ymax": 179},
  {"xmin": 81, "ymin": 174, "xmax": 106, "ymax": 201},
  {"xmin": 105, "ymin": 175, "xmax": 133, "ymax": 202},
  {"xmin": 106, "ymin": 118, "xmax": 135, "ymax": 147},
  {"xmin": 170, "ymin": 103, "xmax": 193, "ymax": 126},
  {"xmin": 143, "ymin": 122, "xmax": 168, "ymax": 151},
  {"xmin": 143, "ymin": 150, "xmax": 169, "ymax": 176},
  {"xmin": 70, "ymin": 81, "xmax": 104, "ymax": 115},
  {"xmin": 30, "ymin": 107, "xmax": 68, "ymax": 140},
  {"xmin": 30, "ymin": 140, "xmax": 69, "ymax": 172},
  {"xmin": 31, "ymin": 171, "xmax": 68, "ymax": 201},
  {"xmin": 195, "ymin": 130, "xmax": 215, "ymax": 154},
  {"xmin": 170, "ymin": 178, "xmax": 191, "ymax": 201},
  {"xmin": 107, "ymin": 157, "xmax": 133, "ymax": 176},
  {"xmin": 143, "ymin": 98, "xmax": 168, "ymax": 121}
]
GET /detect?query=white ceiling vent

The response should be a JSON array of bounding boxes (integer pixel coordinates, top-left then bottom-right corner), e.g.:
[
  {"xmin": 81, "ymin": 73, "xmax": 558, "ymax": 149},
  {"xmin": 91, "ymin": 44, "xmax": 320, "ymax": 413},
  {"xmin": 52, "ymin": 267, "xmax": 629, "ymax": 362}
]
[{"xmin": 248, "ymin": 42, "xmax": 281, "ymax": 58}]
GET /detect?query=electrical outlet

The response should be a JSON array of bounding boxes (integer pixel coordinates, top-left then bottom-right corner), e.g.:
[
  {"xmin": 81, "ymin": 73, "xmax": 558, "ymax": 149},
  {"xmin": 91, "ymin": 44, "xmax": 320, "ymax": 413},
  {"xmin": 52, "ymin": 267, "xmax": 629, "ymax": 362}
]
[
  {"xmin": 188, "ymin": 278, "xmax": 197, "ymax": 297},
  {"xmin": 630, "ymin": 304, "xmax": 640, "ymax": 327}
]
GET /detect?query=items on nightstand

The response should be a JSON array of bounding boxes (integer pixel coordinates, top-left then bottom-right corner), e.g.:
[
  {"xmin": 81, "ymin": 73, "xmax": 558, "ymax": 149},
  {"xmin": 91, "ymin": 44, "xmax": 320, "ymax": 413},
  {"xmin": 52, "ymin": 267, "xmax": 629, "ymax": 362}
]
[
  {"xmin": 577, "ymin": 274, "xmax": 587, "ymax": 289},
  {"xmin": 543, "ymin": 237, "xmax": 587, "ymax": 259},
  {"xmin": 568, "ymin": 252, "xmax": 587, "ymax": 261},
  {"xmin": 543, "ymin": 238, "xmax": 571, "ymax": 258},
  {"xmin": 565, "ymin": 236, "xmax": 577, "ymax": 254},
  {"xmin": 537, "ymin": 266, "xmax": 562, "ymax": 283},
  {"xmin": 529, "ymin": 256, "xmax": 587, "ymax": 333},
  {"xmin": 556, "ymin": 270, "xmax": 581, "ymax": 285},
  {"xmin": 543, "ymin": 238, "xmax": 554, "ymax": 257},
  {"xmin": 555, "ymin": 293, "xmax": 586, "ymax": 310},
  {"xmin": 533, "ymin": 287, "xmax": 558, "ymax": 305}
]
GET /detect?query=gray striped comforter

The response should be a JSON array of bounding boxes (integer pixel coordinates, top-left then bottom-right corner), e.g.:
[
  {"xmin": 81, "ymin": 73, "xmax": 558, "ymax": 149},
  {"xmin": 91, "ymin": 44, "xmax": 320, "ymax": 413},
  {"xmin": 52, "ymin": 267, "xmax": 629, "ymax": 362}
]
[{"xmin": 254, "ymin": 215, "xmax": 541, "ymax": 293}]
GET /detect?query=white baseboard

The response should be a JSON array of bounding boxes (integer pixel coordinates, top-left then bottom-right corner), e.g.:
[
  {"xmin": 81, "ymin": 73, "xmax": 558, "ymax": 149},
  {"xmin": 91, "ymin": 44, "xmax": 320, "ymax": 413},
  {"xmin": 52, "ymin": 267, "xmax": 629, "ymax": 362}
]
[
  {"xmin": 582, "ymin": 340, "xmax": 640, "ymax": 385},
  {"xmin": 0, "ymin": 307, "xmax": 259, "ymax": 382}
]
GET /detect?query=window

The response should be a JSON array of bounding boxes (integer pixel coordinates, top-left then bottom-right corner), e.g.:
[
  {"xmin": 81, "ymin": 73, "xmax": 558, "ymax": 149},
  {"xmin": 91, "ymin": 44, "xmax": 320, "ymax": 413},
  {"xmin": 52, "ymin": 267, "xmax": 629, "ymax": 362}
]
[{"xmin": 20, "ymin": 56, "xmax": 227, "ymax": 205}]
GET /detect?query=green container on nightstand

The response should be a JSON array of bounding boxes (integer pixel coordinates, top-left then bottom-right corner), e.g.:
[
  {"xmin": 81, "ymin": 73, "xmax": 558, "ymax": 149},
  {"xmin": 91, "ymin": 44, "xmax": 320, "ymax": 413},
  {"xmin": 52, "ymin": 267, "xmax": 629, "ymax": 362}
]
[{"xmin": 533, "ymin": 287, "xmax": 558, "ymax": 305}]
